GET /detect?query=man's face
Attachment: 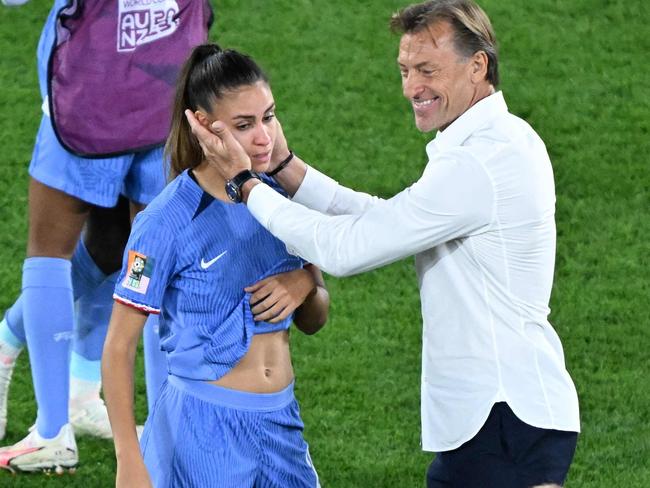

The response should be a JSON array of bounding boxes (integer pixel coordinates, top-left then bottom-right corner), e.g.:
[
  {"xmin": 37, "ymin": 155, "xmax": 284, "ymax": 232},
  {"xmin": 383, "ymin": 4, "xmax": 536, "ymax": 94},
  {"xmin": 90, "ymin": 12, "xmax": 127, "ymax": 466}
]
[{"xmin": 398, "ymin": 21, "xmax": 477, "ymax": 132}]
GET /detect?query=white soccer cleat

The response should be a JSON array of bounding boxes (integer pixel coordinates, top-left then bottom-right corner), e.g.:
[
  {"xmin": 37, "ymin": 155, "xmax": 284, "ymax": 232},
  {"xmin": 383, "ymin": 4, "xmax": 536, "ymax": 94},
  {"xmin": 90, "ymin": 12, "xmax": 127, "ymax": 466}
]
[
  {"xmin": 0, "ymin": 423, "xmax": 77, "ymax": 473},
  {"xmin": 0, "ymin": 349, "xmax": 19, "ymax": 441},
  {"xmin": 0, "ymin": 362, "xmax": 14, "ymax": 441},
  {"xmin": 69, "ymin": 398, "xmax": 113, "ymax": 439}
]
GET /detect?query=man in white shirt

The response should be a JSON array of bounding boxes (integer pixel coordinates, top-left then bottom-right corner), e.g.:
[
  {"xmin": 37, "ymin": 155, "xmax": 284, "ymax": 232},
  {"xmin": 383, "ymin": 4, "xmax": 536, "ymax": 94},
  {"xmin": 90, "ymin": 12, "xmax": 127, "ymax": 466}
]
[{"xmin": 186, "ymin": 1, "xmax": 580, "ymax": 486}]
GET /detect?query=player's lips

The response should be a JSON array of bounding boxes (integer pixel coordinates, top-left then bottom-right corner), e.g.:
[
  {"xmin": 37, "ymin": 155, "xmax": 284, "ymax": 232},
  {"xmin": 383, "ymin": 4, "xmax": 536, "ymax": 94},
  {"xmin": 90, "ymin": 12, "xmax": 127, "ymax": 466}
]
[{"xmin": 251, "ymin": 151, "xmax": 271, "ymax": 162}]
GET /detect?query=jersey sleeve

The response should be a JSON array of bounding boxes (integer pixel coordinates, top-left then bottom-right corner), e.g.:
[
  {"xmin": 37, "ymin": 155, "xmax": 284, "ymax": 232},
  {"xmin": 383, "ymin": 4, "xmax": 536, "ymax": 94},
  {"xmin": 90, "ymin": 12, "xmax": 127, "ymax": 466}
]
[{"xmin": 113, "ymin": 212, "xmax": 177, "ymax": 314}]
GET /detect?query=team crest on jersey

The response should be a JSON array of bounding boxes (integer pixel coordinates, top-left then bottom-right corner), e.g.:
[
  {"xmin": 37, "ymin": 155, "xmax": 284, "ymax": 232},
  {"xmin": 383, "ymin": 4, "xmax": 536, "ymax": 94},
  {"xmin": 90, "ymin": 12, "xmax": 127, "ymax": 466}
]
[
  {"xmin": 122, "ymin": 251, "xmax": 154, "ymax": 294},
  {"xmin": 117, "ymin": 0, "xmax": 180, "ymax": 53}
]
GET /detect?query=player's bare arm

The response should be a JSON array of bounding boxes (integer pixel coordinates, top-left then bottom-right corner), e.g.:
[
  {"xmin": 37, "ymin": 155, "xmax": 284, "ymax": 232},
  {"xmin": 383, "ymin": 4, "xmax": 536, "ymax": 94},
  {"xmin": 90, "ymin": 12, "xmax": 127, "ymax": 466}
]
[{"xmin": 101, "ymin": 303, "xmax": 152, "ymax": 488}]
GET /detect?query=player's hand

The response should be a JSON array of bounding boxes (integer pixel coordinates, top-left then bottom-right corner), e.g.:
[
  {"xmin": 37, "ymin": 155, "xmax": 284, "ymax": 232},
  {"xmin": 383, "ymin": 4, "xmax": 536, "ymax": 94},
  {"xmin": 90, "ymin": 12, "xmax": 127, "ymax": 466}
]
[
  {"xmin": 246, "ymin": 269, "xmax": 316, "ymax": 323},
  {"xmin": 116, "ymin": 460, "xmax": 153, "ymax": 488},
  {"xmin": 184, "ymin": 110, "xmax": 251, "ymax": 180},
  {"xmin": 268, "ymin": 119, "xmax": 291, "ymax": 172}
]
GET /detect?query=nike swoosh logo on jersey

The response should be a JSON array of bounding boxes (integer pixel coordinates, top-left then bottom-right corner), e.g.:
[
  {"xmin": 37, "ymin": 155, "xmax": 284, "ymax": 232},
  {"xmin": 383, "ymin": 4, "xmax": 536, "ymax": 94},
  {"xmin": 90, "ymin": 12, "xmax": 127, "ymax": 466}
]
[{"xmin": 200, "ymin": 250, "xmax": 228, "ymax": 270}]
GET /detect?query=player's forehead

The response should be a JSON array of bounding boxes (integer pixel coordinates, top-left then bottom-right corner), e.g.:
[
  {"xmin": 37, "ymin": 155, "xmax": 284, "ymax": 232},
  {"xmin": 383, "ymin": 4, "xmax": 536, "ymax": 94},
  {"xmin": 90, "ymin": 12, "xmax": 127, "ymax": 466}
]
[{"xmin": 209, "ymin": 81, "xmax": 274, "ymax": 120}]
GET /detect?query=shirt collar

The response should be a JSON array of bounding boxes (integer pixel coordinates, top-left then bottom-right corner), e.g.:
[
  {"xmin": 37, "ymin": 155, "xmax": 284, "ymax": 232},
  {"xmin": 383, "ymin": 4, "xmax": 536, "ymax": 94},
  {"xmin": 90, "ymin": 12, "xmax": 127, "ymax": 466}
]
[
  {"xmin": 186, "ymin": 169, "xmax": 216, "ymax": 220},
  {"xmin": 426, "ymin": 91, "xmax": 508, "ymax": 159}
]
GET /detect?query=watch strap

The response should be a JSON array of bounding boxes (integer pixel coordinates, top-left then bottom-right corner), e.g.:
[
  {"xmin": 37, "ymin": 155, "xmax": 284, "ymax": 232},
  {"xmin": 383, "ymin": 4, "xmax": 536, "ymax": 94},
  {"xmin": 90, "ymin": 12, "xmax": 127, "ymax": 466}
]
[{"xmin": 226, "ymin": 169, "xmax": 260, "ymax": 203}]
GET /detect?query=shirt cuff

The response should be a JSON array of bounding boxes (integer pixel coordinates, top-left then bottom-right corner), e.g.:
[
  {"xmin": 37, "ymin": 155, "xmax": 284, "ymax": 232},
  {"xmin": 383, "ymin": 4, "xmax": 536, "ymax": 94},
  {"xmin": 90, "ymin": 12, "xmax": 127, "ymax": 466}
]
[
  {"xmin": 291, "ymin": 166, "xmax": 338, "ymax": 213},
  {"xmin": 113, "ymin": 294, "xmax": 160, "ymax": 315},
  {"xmin": 248, "ymin": 182, "xmax": 289, "ymax": 228}
]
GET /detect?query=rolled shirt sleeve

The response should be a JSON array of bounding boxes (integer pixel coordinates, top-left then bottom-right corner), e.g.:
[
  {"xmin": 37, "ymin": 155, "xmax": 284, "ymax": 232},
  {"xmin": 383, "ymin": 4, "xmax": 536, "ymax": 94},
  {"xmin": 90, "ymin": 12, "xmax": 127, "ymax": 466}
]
[{"xmin": 249, "ymin": 152, "xmax": 495, "ymax": 277}]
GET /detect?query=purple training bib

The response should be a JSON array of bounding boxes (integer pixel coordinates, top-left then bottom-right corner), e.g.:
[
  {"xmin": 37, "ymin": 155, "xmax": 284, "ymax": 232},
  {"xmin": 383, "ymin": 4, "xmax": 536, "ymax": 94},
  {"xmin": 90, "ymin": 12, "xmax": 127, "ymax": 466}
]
[{"xmin": 49, "ymin": 0, "xmax": 213, "ymax": 157}]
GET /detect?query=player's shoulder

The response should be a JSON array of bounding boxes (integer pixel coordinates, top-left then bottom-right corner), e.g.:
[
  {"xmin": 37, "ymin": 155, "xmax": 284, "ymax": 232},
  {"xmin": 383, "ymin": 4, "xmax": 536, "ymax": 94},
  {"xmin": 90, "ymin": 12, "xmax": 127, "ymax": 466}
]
[{"xmin": 137, "ymin": 172, "xmax": 203, "ymax": 229}]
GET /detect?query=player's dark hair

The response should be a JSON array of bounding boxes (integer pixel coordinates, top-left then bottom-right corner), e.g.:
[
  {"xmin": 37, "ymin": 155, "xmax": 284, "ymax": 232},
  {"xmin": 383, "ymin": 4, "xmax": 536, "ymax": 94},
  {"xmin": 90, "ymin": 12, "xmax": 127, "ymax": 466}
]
[
  {"xmin": 390, "ymin": 0, "xmax": 499, "ymax": 86},
  {"xmin": 166, "ymin": 43, "xmax": 269, "ymax": 178}
]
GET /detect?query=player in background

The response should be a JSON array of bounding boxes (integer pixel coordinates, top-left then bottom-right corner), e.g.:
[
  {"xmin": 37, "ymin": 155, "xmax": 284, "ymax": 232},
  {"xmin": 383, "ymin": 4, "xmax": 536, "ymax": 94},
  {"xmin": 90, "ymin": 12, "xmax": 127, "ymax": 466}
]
[
  {"xmin": 103, "ymin": 44, "xmax": 329, "ymax": 488},
  {"xmin": 0, "ymin": 0, "xmax": 211, "ymax": 473},
  {"xmin": 0, "ymin": 197, "xmax": 137, "ymax": 442}
]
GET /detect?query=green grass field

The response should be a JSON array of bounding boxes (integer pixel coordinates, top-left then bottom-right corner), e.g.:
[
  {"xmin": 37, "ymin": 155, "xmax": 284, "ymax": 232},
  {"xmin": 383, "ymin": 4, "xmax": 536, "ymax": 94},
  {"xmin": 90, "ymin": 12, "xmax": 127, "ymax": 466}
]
[{"xmin": 0, "ymin": 0, "xmax": 648, "ymax": 486}]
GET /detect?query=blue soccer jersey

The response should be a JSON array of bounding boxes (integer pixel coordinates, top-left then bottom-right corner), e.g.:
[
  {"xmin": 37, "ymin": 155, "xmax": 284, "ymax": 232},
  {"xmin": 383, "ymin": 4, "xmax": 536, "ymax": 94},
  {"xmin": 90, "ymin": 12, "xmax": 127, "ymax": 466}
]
[{"xmin": 114, "ymin": 170, "xmax": 304, "ymax": 381}]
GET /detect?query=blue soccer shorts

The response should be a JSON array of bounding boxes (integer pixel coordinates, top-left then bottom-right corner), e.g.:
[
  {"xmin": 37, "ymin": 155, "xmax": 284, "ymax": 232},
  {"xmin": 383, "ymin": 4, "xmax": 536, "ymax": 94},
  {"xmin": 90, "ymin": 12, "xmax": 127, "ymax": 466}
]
[
  {"xmin": 426, "ymin": 402, "xmax": 578, "ymax": 487},
  {"xmin": 28, "ymin": 114, "xmax": 167, "ymax": 208},
  {"xmin": 140, "ymin": 375, "xmax": 320, "ymax": 488}
]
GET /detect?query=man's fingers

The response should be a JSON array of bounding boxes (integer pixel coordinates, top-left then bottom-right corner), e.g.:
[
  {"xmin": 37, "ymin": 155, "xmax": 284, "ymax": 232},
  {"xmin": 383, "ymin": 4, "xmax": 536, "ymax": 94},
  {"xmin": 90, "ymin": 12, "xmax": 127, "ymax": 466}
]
[
  {"xmin": 184, "ymin": 109, "xmax": 204, "ymax": 135},
  {"xmin": 211, "ymin": 121, "xmax": 243, "ymax": 153},
  {"xmin": 210, "ymin": 120, "xmax": 227, "ymax": 136},
  {"xmin": 184, "ymin": 113, "xmax": 252, "ymax": 178},
  {"xmin": 184, "ymin": 110, "xmax": 221, "ymax": 154}
]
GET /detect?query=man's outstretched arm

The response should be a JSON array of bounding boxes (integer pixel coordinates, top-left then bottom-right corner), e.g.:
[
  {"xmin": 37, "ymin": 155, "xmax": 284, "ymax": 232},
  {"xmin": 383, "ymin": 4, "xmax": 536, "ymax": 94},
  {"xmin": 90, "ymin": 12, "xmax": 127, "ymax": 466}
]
[{"xmin": 185, "ymin": 110, "xmax": 493, "ymax": 277}]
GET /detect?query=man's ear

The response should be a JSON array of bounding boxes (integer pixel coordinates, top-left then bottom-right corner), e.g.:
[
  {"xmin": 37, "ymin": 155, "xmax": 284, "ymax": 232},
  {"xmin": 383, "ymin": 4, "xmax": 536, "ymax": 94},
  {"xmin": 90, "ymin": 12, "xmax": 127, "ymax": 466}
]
[
  {"xmin": 194, "ymin": 110, "xmax": 211, "ymax": 129},
  {"xmin": 469, "ymin": 50, "xmax": 488, "ymax": 83}
]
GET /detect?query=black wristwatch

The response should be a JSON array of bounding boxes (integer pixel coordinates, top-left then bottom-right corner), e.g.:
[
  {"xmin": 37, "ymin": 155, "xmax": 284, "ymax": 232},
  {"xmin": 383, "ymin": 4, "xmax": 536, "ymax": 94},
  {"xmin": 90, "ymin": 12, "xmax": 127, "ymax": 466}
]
[{"xmin": 225, "ymin": 169, "xmax": 261, "ymax": 203}]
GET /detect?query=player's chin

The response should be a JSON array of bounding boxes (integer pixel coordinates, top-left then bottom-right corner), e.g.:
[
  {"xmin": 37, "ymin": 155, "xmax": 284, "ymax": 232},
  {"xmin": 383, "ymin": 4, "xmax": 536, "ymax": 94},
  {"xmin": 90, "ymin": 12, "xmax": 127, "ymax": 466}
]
[{"xmin": 251, "ymin": 158, "xmax": 271, "ymax": 173}]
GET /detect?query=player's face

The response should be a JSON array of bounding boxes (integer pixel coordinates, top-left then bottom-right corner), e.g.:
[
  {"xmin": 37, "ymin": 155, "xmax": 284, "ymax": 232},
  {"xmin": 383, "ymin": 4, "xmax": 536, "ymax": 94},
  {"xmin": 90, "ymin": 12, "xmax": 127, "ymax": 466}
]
[
  {"xmin": 398, "ymin": 21, "xmax": 478, "ymax": 132},
  {"xmin": 209, "ymin": 81, "xmax": 277, "ymax": 173}
]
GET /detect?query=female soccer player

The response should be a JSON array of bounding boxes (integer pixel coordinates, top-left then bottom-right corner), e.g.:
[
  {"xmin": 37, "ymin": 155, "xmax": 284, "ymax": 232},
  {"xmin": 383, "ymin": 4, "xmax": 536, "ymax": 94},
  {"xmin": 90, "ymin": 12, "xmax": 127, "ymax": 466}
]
[{"xmin": 102, "ymin": 44, "xmax": 329, "ymax": 488}]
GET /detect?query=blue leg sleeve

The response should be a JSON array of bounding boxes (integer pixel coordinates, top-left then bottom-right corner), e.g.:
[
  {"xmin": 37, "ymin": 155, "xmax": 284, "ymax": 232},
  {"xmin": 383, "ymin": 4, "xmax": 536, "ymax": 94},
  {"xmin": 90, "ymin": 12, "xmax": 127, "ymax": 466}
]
[
  {"xmin": 72, "ymin": 271, "xmax": 116, "ymax": 363},
  {"xmin": 70, "ymin": 239, "xmax": 106, "ymax": 301}
]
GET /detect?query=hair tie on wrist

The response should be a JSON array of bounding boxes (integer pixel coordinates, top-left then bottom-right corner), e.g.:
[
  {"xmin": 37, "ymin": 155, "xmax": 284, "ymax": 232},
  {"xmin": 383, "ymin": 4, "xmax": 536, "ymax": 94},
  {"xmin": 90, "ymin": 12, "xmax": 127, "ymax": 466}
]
[{"xmin": 266, "ymin": 150, "xmax": 294, "ymax": 177}]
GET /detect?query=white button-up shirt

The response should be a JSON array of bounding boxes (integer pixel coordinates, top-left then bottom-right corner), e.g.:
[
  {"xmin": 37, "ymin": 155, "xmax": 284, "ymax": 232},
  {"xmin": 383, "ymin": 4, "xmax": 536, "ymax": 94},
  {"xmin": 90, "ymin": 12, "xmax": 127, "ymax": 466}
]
[{"xmin": 248, "ymin": 91, "xmax": 580, "ymax": 452}]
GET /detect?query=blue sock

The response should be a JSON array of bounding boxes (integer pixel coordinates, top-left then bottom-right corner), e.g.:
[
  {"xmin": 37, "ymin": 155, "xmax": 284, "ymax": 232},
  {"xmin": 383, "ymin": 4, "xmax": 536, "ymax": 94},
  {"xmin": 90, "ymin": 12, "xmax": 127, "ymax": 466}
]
[
  {"xmin": 143, "ymin": 315, "xmax": 167, "ymax": 413},
  {"xmin": 2, "ymin": 240, "xmax": 105, "ymax": 352},
  {"xmin": 3, "ymin": 295, "xmax": 26, "ymax": 345},
  {"xmin": 22, "ymin": 257, "xmax": 74, "ymax": 439}
]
